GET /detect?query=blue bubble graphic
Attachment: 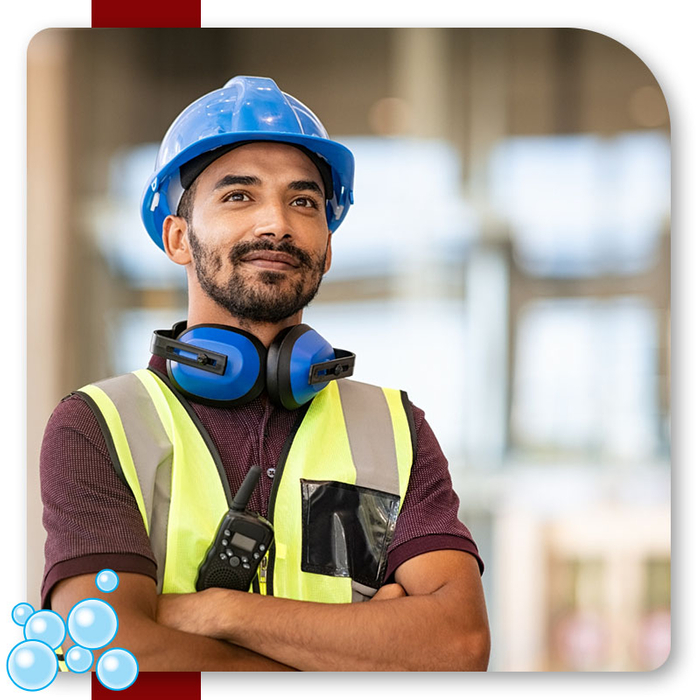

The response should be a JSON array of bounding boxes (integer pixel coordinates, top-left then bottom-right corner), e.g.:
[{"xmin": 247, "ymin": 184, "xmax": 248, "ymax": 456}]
[
  {"xmin": 67, "ymin": 598, "xmax": 118, "ymax": 650},
  {"xmin": 96, "ymin": 569, "xmax": 119, "ymax": 593},
  {"xmin": 96, "ymin": 648, "xmax": 139, "ymax": 691},
  {"xmin": 24, "ymin": 610, "xmax": 66, "ymax": 650},
  {"xmin": 65, "ymin": 645, "xmax": 94, "ymax": 673},
  {"xmin": 12, "ymin": 602, "xmax": 35, "ymax": 626},
  {"xmin": 7, "ymin": 639, "xmax": 58, "ymax": 691}
]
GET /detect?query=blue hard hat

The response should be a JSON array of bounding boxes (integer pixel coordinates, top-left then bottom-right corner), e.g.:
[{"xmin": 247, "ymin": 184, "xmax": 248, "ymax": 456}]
[{"xmin": 141, "ymin": 76, "xmax": 355, "ymax": 250}]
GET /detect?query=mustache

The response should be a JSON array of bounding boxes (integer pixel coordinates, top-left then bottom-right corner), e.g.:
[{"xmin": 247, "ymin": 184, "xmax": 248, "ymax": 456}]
[{"xmin": 227, "ymin": 239, "xmax": 316, "ymax": 269}]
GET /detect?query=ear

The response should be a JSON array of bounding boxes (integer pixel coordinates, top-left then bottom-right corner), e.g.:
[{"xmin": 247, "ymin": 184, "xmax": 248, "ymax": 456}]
[
  {"xmin": 323, "ymin": 232, "xmax": 332, "ymax": 274},
  {"xmin": 162, "ymin": 215, "xmax": 192, "ymax": 265}
]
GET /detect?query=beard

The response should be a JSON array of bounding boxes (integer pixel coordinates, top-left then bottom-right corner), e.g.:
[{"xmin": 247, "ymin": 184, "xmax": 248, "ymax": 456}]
[{"xmin": 188, "ymin": 229, "xmax": 327, "ymax": 324}]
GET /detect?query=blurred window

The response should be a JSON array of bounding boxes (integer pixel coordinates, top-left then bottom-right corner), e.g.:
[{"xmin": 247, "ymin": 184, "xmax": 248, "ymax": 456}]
[
  {"xmin": 489, "ymin": 131, "xmax": 670, "ymax": 277},
  {"xmin": 92, "ymin": 144, "xmax": 185, "ymax": 288},
  {"xmin": 325, "ymin": 137, "xmax": 476, "ymax": 280},
  {"xmin": 511, "ymin": 296, "xmax": 659, "ymax": 461}
]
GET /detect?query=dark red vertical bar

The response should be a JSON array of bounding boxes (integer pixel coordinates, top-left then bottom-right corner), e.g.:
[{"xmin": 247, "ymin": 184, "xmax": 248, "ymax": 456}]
[
  {"xmin": 91, "ymin": 672, "xmax": 201, "ymax": 699},
  {"xmin": 92, "ymin": 0, "xmax": 201, "ymax": 28}
]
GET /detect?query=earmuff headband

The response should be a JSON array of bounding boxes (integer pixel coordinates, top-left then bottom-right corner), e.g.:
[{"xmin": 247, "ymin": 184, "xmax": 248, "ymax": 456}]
[
  {"xmin": 150, "ymin": 332, "xmax": 228, "ymax": 376},
  {"xmin": 309, "ymin": 349, "xmax": 355, "ymax": 384}
]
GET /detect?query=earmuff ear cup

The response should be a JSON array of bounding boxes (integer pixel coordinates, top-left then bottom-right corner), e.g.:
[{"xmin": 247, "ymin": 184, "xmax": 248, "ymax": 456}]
[
  {"xmin": 267, "ymin": 324, "xmax": 336, "ymax": 410},
  {"xmin": 167, "ymin": 324, "xmax": 266, "ymax": 407}
]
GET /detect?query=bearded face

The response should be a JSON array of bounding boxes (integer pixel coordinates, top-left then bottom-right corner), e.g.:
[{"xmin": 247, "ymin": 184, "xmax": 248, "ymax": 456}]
[{"xmin": 188, "ymin": 231, "xmax": 328, "ymax": 324}]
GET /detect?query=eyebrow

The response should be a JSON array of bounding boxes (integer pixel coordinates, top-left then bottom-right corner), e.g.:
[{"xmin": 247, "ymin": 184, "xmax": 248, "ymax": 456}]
[
  {"xmin": 213, "ymin": 175, "xmax": 261, "ymax": 190},
  {"xmin": 289, "ymin": 180, "xmax": 324, "ymax": 197},
  {"xmin": 212, "ymin": 175, "xmax": 324, "ymax": 197}
]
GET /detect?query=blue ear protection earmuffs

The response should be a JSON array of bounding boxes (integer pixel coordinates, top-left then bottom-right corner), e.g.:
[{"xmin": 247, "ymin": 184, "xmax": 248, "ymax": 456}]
[{"xmin": 150, "ymin": 321, "xmax": 355, "ymax": 410}]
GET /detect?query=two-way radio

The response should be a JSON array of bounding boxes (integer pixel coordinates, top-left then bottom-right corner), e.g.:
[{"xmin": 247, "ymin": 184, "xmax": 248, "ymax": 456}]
[{"xmin": 195, "ymin": 465, "xmax": 274, "ymax": 591}]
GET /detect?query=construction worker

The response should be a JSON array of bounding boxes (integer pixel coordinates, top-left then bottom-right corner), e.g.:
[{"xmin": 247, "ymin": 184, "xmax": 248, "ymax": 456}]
[{"xmin": 40, "ymin": 76, "xmax": 490, "ymax": 671}]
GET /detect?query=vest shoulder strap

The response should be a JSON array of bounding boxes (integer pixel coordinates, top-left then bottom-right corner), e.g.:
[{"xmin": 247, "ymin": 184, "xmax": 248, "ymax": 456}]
[
  {"xmin": 334, "ymin": 378, "xmax": 416, "ymax": 502},
  {"xmin": 76, "ymin": 371, "xmax": 173, "ymax": 535},
  {"xmin": 76, "ymin": 370, "xmax": 230, "ymax": 595}
]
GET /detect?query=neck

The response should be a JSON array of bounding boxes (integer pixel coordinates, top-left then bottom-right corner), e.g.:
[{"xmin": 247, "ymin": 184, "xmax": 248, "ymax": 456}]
[{"xmin": 186, "ymin": 295, "xmax": 303, "ymax": 348}]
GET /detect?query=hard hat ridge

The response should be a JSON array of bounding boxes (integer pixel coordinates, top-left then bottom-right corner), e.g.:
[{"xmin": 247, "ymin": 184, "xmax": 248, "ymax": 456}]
[{"xmin": 141, "ymin": 76, "xmax": 355, "ymax": 251}]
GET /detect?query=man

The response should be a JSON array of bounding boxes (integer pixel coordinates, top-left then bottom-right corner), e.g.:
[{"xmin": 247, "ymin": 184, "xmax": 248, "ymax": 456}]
[{"xmin": 40, "ymin": 76, "xmax": 490, "ymax": 671}]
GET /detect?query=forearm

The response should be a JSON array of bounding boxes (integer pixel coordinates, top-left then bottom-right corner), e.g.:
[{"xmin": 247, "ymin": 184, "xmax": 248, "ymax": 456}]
[
  {"xmin": 50, "ymin": 572, "xmax": 295, "ymax": 672},
  {"xmin": 105, "ymin": 610, "xmax": 296, "ymax": 671},
  {"xmin": 206, "ymin": 586, "xmax": 487, "ymax": 672},
  {"xmin": 157, "ymin": 552, "xmax": 490, "ymax": 671}
]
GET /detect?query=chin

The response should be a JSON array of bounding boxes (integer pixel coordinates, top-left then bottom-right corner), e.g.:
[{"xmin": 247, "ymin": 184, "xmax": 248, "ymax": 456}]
[{"xmin": 257, "ymin": 270, "xmax": 289, "ymax": 285}]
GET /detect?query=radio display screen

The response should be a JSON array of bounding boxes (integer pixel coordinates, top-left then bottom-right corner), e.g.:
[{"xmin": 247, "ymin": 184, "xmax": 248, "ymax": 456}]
[{"xmin": 231, "ymin": 532, "xmax": 257, "ymax": 552}]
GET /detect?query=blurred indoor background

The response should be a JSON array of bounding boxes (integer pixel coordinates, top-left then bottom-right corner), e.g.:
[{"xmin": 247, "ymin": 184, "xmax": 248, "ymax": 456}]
[{"xmin": 27, "ymin": 28, "xmax": 670, "ymax": 672}]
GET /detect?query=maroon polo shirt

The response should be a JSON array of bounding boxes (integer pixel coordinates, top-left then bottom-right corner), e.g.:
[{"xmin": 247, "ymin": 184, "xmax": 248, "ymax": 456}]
[{"xmin": 40, "ymin": 355, "xmax": 483, "ymax": 608}]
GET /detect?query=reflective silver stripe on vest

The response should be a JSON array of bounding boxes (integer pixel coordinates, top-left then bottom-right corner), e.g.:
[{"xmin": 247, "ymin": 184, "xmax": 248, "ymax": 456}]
[
  {"xmin": 93, "ymin": 374, "xmax": 173, "ymax": 593},
  {"xmin": 336, "ymin": 379, "xmax": 400, "ymax": 495},
  {"xmin": 337, "ymin": 379, "xmax": 400, "ymax": 601},
  {"xmin": 149, "ymin": 455, "xmax": 174, "ymax": 594}
]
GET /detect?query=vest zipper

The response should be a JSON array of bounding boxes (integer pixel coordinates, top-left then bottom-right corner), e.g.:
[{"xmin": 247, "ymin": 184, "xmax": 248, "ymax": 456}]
[{"xmin": 259, "ymin": 555, "xmax": 268, "ymax": 596}]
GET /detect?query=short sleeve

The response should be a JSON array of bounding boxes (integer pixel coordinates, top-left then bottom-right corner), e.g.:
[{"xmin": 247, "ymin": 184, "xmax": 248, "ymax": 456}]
[
  {"xmin": 40, "ymin": 394, "xmax": 157, "ymax": 608},
  {"xmin": 384, "ymin": 403, "xmax": 484, "ymax": 581}
]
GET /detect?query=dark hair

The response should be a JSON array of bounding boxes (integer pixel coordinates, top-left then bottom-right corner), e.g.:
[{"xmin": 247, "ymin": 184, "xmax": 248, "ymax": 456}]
[{"xmin": 176, "ymin": 180, "xmax": 197, "ymax": 224}]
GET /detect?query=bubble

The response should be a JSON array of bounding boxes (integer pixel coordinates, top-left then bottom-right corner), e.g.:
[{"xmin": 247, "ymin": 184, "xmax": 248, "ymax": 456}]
[
  {"xmin": 95, "ymin": 569, "xmax": 119, "ymax": 593},
  {"xmin": 67, "ymin": 599, "xmax": 118, "ymax": 650},
  {"xmin": 11, "ymin": 602, "xmax": 34, "ymax": 626},
  {"xmin": 24, "ymin": 610, "xmax": 66, "ymax": 650},
  {"xmin": 7, "ymin": 640, "xmax": 58, "ymax": 691},
  {"xmin": 96, "ymin": 648, "xmax": 139, "ymax": 691},
  {"xmin": 65, "ymin": 645, "xmax": 94, "ymax": 673}
]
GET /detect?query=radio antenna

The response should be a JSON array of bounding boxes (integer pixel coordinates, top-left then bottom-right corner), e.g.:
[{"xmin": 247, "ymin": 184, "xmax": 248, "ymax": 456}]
[{"xmin": 231, "ymin": 465, "xmax": 262, "ymax": 512}]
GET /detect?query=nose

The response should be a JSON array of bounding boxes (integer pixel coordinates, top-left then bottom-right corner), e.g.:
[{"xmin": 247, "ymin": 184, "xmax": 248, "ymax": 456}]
[{"xmin": 252, "ymin": 199, "xmax": 294, "ymax": 241}]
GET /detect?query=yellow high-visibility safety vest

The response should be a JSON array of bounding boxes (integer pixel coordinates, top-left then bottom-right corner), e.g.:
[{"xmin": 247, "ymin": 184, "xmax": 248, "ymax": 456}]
[{"xmin": 76, "ymin": 368, "xmax": 415, "ymax": 604}]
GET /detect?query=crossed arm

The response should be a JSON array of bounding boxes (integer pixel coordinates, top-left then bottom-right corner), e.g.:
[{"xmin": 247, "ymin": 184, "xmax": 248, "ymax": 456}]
[
  {"xmin": 50, "ymin": 573, "xmax": 294, "ymax": 671},
  {"xmin": 156, "ymin": 549, "xmax": 490, "ymax": 671},
  {"xmin": 51, "ymin": 549, "xmax": 489, "ymax": 672}
]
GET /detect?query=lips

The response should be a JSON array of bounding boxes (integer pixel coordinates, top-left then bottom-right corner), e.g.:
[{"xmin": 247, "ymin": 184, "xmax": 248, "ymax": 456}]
[{"xmin": 239, "ymin": 250, "xmax": 300, "ymax": 269}]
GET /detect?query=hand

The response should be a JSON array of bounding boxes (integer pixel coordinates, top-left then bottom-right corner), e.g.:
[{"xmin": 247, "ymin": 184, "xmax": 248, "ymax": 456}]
[
  {"xmin": 370, "ymin": 583, "xmax": 407, "ymax": 601},
  {"xmin": 157, "ymin": 589, "xmax": 228, "ymax": 638}
]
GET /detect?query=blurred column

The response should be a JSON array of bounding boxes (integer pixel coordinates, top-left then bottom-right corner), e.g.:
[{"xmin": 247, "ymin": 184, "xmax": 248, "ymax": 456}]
[
  {"xmin": 387, "ymin": 29, "xmax": 450, "ymax": 301},
  {"xmin": 463, "ymin": 32, "xmax": 511, "ymax": 464},
  {"xmin": 27, "ymin": 30, "xmax": 73, "ymax": 607},
  {"xmin": 390, "ymin": 28, "xmax": 449, "ymax": 139},
  {"xmin": 494, "ymin": 508, "xmax": 548, "ymax": 670},
  {"xmin": 465, "ymin": 30, "xmax": 509, "ymax": 236},
  {"xmin": 464, "ymin": 245, "xmax": 509, "ymax": 464}
]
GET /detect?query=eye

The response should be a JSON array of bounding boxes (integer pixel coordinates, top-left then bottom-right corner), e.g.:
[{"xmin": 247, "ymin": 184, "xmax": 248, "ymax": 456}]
[
  {"xmin": 222, "ymin": 191, "xmax": 251, "ymax": 202},
  {"xmin": 291, "ymin": 196, "xmax": 320, "ymax": 209}
]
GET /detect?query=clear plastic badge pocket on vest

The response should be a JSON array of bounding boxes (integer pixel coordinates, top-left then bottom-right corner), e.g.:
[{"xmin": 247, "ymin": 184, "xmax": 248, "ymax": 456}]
[{"xmin": 300, "ymin": 479, "xmax": 400, "ymax": 589}]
